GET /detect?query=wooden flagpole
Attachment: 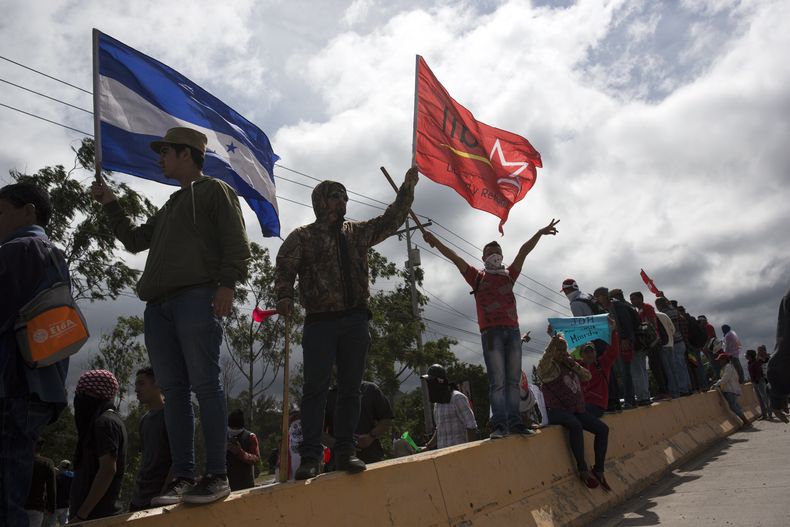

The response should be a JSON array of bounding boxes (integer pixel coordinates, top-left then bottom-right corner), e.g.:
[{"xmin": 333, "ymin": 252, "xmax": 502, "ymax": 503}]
[
  {"xmin": 379, "ymin": 166, "xmax": 427, "ymax": 236},
  {"xmin": 278, "ymin": 317, "xmax": 291, "ymax": 483}
]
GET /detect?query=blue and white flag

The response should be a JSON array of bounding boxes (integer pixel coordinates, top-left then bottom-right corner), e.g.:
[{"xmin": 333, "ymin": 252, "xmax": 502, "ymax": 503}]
[
  {"xmin": 93, "ymin": 30, "xmax": 280, "ymax": 237},
  {"xmin": 547, "ymin": 314, "xmax": 611, "ymax": 348}
]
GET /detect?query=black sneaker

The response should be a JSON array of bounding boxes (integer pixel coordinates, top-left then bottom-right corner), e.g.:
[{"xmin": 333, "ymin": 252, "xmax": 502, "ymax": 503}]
[
  {"xmin": 295, "ymin": 459, "xmax": 321, "ymax": 480},
  {"xmin": 151, "ymin": 477, "xmax": 195, "ymax": 506},
  {"xmin": 490, "ymin": 427, "xmax": 507, "ymax": 439},
  {"xmin": 510, "ymin": 424, "xmax": 535, "ymax": 436},
  {"xmin": 182, "ymin": 474, "xmax": 230, "ymax": 504},
  {"xmin": 335, "ymin": 455, "xmax": 366, "ymax": 474}
]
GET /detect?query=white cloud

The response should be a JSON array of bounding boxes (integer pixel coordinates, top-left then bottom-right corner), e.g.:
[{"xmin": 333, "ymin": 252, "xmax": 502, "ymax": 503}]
[{"xmin": 2, "ymin": 0, "xmax": 788, "ymax": 391}]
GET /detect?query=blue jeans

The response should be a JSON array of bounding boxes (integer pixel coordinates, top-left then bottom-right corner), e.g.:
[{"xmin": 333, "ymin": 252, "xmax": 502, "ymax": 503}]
[
  {"xmin": 755, "ymin": 379, "xmax": 772, "ymax": 418},
  {"xmin": 617, "ymin": 355, "xmax": 635, "ymax": 405},
  {"xmin": 481, "ymin": 327, "xmax": 522, "ymax": 431},
  {"xmin": 144, "ymin": 287, "xmax": 226, "ymax": 478},
  {"xmin": 671, "ymin": 341, "xmax": 692, "ymax": 395},
  {"xmin": 0, "ymin": 397, "xmax": 55, "ymax": 526},
  {"xmin": 722, "ymin": 391, "xmax": 747, "ymax": 422},
  {"xmin": 688, "ymin": 347, "xmax": 708, "ymax": 391},
  {"xmin": 660, "ymin": 346, "xmax": 680, "ymax": 397},
  {"xmin": 300, "ymin": 311, "xmax": 370, "ymax": 461},
  {"xmin": 629, "ymin": 351, "xmax": 650, "ymax": 401}
]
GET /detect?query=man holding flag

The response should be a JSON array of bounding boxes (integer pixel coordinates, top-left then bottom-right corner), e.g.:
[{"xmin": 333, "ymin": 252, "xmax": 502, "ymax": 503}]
[
  {"xmin": 91, "ymin": 127, "xmax": 250, "ymax": 505},
  {"xmin": 275, "ymin": 168, "xmax": 418, "ymax": 480}
]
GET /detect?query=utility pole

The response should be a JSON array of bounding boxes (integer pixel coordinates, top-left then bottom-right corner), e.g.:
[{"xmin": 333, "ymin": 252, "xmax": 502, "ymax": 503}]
[{"xmin": 404, "ymin": 217, "xmax": 434, "ymax": 435}]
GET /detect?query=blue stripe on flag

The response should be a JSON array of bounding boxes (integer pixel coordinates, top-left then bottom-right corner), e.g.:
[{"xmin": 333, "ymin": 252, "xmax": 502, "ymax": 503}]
[
  {"xmin": 102, "ymin": 123, "xmax": 281, "ymax": 237},
  {"xmin": 97, "ymin": 31, "xmax": 280, "ymax": 237}
]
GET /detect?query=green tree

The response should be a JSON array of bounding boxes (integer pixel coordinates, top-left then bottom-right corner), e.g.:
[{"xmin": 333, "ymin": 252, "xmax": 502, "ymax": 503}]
[
  {"xmin": 6, "ymin": 138, "xmax": 155, "ymax": 302},
  {"xmin": 223, "ymin": 242, "xmax": 304, "ymax": 422},
  {"xmin": 119, "ymin": 401, "xmax": 145, "ymax": 508},
  {"xmin": 39, "ymin": 402, "xmax": 78, "ymax": 467},
  {"xmin": 446, "ymin": 361, "xmax": 490, "ymax": 433},
  {"xmin": 366, "ymin": 249, "xmax": 457, "ymax": 400},
  {"xmin": 88, "ymin": 315, "xmax": 147, "ymax": 406}
]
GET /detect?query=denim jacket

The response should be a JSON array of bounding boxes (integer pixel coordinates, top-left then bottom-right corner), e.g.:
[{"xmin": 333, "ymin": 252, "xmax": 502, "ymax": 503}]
[{"xmin": 0, "ymin": 224, "xmax": 69, "ymax": 412}]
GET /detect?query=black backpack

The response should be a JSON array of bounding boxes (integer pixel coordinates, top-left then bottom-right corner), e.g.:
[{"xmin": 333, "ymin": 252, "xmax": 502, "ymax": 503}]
[
  {"xmin": 635, "ymin": 321, "xmax": 660, "ymax": 351},
  {"xmin": 574, "ymin": 296, "xmax": 606, "ymax": 315},
  {"xmin": 687, "ymin": 316, "xmax": 708, "ymax": 348},
  {"xmin": 613, "ymin": 300, "xmax": 642, "ymax": 341},
  {"xmin": 656, "ymin": 317, "xmax": 670, "ymax": 346}
]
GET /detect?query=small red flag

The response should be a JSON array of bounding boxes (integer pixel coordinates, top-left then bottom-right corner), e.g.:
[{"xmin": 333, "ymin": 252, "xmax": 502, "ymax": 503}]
[
  {"xmin": 252, "ymin": 307, "xmax": 278, "ymax": 323},
  {"xmin": 413, "ymin": 56, "xmax": 542, "ymax": 233},
  {"xmin": 640, "ymin": 269, "xmax": 661, "ymax": 297}
]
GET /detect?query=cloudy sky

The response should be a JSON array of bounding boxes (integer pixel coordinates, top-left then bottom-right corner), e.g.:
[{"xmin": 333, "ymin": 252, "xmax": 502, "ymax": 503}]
[{"xmin": 2, "ymin": 0, "xmax": 788, "ymax": 395}]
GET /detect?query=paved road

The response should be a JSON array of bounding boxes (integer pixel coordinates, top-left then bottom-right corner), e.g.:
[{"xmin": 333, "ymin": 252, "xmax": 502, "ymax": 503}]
[{"xmin": 589, "ymin": 418, "xmax": 790, "ymax": 527}]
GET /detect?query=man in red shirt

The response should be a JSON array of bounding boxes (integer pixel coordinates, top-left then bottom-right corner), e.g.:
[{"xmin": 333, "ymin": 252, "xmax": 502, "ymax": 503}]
[
  {"xmin": 424, "ymin": 219, "xmax": 559, "ymax": 439},
  {"xmin": 579, "ymin": 329, "xmax": 620, "ymax": 417},
  {"xmin": 630, "ymin": 292, "xmax": 669, "ymax": 400}
]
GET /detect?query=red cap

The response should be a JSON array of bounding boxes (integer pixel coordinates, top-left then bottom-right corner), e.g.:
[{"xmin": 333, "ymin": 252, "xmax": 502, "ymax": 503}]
[{"xmin": 561, "ymin": 278, "xmax": 578, "ymax": 292}]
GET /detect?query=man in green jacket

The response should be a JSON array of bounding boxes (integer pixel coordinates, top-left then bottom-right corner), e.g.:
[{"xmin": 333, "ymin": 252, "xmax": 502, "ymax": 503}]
[
  {"xmin": 91, "ymin": 127, "xmax": 250, "ymax": 505},
  {"xmin": 275, "ymin": 166, "xmax": 418, "ymax": 479}
]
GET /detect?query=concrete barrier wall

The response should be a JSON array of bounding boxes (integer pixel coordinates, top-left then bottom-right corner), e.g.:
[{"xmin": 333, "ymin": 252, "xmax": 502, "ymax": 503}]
[{"xmin": 91, "ymin": 387, "xmax": 761, "ymax": 527}]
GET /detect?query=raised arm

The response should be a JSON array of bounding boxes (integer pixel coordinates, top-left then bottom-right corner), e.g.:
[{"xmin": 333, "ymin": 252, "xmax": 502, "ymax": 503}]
[
  {"xmin": 91, "ymin": 179, "xmax": 158, "ymax": 253},
  {"xmin": 422, "ymin": 231, "xmax": 469, "ymax": 274},
  {"xmin": 509, "ymin": 219, "xmax": 559, "ymax": 276},
  {"xmin": 355, "ymin": 167, "xmax": 418, "ymax": 247}
]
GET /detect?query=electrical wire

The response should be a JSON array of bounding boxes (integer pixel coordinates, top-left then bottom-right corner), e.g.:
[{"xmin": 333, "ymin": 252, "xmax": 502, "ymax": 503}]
[
  {"xmin": 0, "ymin": 54, "xmax": 567, "ymax": 304},
  {"xmin": 0, "ymin": 54, "xmax": 92, "ymax": 94}
]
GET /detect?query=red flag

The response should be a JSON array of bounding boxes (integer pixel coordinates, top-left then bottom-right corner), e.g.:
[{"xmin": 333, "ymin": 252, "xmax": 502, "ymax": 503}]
[
  {"xmin": 640, "ymin": 269, "xmax": 661, "ymax": 297},
  {"xmin": 413, "ymin": 56, "xmax": 542, "ymax": 233},
  {"xmin": 252, "ymin": 307, "xmax": 278, "ymax": 323}
]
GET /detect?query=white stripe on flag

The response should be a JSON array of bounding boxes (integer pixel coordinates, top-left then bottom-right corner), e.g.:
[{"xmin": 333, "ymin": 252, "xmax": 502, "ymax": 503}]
[{"xmin": 99, "ymin": 75, "xmax": 278, "ymax": 212}]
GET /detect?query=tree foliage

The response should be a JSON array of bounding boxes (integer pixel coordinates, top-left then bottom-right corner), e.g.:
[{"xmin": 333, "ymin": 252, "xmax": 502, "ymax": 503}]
[
  {"xmin": 366, "ymin": 248, "xmax": 457, "ymax": 400},
  {"xmin": 88, "ymin": 315, "xmax": 147, "ymax": 406},
  {"xmin": 7, "ymin": 138, "xmax": 155, "ymax": 302}
]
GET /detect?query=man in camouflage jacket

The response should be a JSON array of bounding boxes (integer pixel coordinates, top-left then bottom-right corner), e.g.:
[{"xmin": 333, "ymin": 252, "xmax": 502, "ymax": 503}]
[{"xmin": 275, "ymin": 167, "xmax": 418, "ymax": 479}]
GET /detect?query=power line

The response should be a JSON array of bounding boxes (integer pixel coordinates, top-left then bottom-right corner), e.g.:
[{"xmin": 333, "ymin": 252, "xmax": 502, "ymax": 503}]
[
  {"xmin": 0, "ymin": 55, "xmax": 92, "ymax": 94},
  {"xmin": 429, "ymin": 218, "xmax": 568, "ymax": 301},
  {"xmin": 0, "ymin": 77, "xmax": 92, "ymax": 114},
  {"xmin": 424, "ymin": 230, "xmax": 569, "ymax": 311},
  {"xmin": 0, "ymin": 101, "xmax": 92, "ymax": 136},
  {"xmin": 0, "ymin": 54, "xmax": 569, "ymax": 305},
  {"xmin": 415, "ymin": 241, "xmax": 568, "ymax": 317},
  {"xmin": 276, "ymin": 164, "xmax": 391, "ymax": 207}
]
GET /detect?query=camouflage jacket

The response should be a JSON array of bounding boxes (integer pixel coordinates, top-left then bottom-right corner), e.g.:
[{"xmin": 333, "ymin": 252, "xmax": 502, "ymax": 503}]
[{"xmin": 275, "ymin": 179, "xmax": 414, "ymax": 315}]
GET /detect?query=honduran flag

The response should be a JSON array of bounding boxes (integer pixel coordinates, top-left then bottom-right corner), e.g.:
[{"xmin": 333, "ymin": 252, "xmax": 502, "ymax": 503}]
[{"xmin": 92, "ymin": 29, "xmax": 280, "ymax": 237}]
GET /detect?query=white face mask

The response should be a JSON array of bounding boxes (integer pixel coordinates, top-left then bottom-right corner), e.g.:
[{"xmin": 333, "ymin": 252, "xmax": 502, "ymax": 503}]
[{"xmin": 484, "ymin": 253, "xmax": 503, "ymax": 269}]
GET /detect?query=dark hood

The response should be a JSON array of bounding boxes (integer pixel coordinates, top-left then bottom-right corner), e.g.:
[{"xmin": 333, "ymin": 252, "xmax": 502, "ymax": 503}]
[{"xmin": 311, "ymin": 180, "xmax": 346, "ymax": 223}]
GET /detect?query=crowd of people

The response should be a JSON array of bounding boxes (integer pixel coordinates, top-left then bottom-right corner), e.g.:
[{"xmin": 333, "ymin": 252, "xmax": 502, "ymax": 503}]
[{"xmin": 2, "ymin": 125, "xmax": 789, "ymax": 526}]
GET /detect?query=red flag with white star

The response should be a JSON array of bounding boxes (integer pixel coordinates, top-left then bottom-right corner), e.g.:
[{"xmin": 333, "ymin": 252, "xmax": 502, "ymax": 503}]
[
  {"xmin": 640, "ymin": 269, "xmax": 661, "ymax": 297},
  {"xmin": 413, "ymin": 56, "xmax": 542, "ymax": 233}
]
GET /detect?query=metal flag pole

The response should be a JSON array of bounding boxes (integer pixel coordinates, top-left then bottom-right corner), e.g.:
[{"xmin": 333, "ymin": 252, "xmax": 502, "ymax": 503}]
[
  {"xmin": 379, "ymin": 166, "xmax": 434, "ymax": 436},
  {"xmin": 411, "ymin": 54, "xmax": 420, "ymax": 167},
  {"xmin": 91, "ymin": 29, "xmax": 103, "ymax": 182},
  {"xmin": 278, "ymin": 317, "xmax": 291, "ymax": 483}
]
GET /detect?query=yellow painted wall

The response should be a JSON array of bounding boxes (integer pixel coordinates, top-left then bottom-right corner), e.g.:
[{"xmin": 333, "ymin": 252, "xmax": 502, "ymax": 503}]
[{"xmin": 89, "ymin": 387, "xmax": 761, "ymax": 527}]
